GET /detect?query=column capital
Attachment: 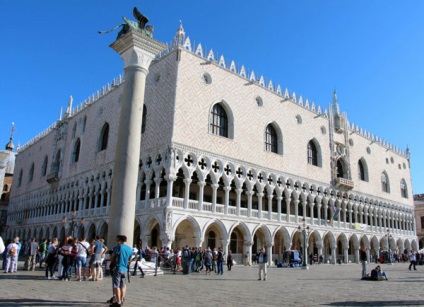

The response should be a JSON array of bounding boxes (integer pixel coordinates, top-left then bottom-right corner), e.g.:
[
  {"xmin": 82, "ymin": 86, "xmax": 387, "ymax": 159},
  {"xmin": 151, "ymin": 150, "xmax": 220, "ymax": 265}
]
[{"xmin": 110, "ymin": 30, "xmax": 167, "ymax": 70}]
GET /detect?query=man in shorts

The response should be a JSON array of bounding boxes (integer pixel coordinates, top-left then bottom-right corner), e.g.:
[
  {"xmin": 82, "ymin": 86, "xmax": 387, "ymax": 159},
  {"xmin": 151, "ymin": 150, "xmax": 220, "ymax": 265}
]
[
  {"xmin": 92, "ymin": 235, "xmax": 107, "ymax": 281},
  {"xmin": 110, "ymin": 235, "xmax": 132, "ymax": 307}
]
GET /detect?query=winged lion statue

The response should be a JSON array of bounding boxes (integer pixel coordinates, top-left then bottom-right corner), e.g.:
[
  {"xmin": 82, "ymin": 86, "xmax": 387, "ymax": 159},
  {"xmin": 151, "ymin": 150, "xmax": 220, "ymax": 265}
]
[{"xmin": 98, "ymin": 7, "xmax": 154, "ymax": 39}]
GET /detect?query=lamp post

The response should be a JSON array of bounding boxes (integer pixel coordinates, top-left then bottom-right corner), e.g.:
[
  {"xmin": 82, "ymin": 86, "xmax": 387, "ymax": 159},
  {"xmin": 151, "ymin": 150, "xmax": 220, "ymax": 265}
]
[
  {"xmin": 298, "ymin": 218, "xmax": 312, "ymax": 270},
  {"xmin": 385, "ymin": 229, "xmax": 393, "ymax": 265},
  {"xmin": 62, "ymin": 211, "xmax": 85, "ymax": 238}
]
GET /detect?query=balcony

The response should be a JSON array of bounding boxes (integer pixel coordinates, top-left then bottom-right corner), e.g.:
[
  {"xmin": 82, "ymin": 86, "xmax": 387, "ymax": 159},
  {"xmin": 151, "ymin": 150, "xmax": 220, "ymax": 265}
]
[
  {"xmin": 335, "ymin": 177, "xmax": 354, "ymax": 189},
  {"xmin": 46, "ymin": 172, "xmax": 59, "ymax": 184}
]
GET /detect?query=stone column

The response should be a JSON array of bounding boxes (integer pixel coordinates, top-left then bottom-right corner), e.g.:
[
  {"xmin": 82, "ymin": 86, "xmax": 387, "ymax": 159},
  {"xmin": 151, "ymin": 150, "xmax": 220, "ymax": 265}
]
[
  {"xmin": 276, "ymin": 195, "xmax": 282, "ymax": 222},
  {"xmin": 267, "ymin": 194, "xmax": 273, "ymax": 220},
  {"xmin": 236, "ymin": 188, "xmax": 243, "ymax": 216},
  {"xmin": 183, "ymin": 179, "xmax": 191, "ymax": 209},
  {"xmin": 247, "ymin": 190, "xmax": 254, "ymax": 218},
  {"xmin": 144, "ymin": 179, "xmax": 152, "ymax": 210},
  {"xmin": 211, "ymin": 183, "xmax": 218, "ymax": 213},
  {"xmin": 257, "ymin": 192, "xmax": 263, "ymax": 219},
  {"xmin": 107, "ymin": 30, "xmax": 166, "ymax": 247},
  {"xmin": 224, "ymin": 187, "xmax": 230, "ymax": 215},
  {"xmin": 197, "ymin": 181, "xmax": 205, "ymax": 211},
  {"xmin": 165, "ymin": 175, "xmax": 175, "ymax": 208}
]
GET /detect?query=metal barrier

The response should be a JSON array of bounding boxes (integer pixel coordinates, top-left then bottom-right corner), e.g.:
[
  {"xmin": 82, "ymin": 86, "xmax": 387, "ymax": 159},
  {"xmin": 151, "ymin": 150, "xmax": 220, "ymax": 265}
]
[{"xmin": 157, "ymin": 253, "xmax": 177, "ymax": 274}]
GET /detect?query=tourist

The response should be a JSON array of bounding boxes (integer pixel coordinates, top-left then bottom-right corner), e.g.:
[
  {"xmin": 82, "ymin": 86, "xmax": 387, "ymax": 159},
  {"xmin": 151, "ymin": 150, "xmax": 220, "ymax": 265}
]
[
  {"xmin": 175, "ymin": 247, "xmax": 182, "ymax": 272},
  {"xmin": 409, "ymin": 250, "xmax": 417, "ymax": 270},
  {"xmin": 360, "ymin": 246, "xmax": 367, "ymax": 278},
  {"xmin": 227, "ymin": 250, "xmax": 234, "ymax": 271},
  {"xmin": 4, "ymin": 238, "xmax": 18, "ymax": 273},
  {"xmin": 92, "ymin": 235, "xmax": 108, "ymax": 281},
  {"xmin": 216, "ymin": 247, "xmax": 224, "ymax": 275},
  {"xmin": 204, "ymin": 247, "xmax": 213, "ymax": 275},
  {"xmin": 59, "ymin": 238, "xmax": 73, "ymax": 281},
  {"xmin": 27, "ymin": 237, "xmax": 39, "ymax": 271},
  {"xmin": 131, "ymin": 246, "xmax": 145, "ymax": 278},
  {"xmin": 376, "ymin": 265, "xmax": 388, "ymax": 280},
  {"xmin": 38, "ymin": 238, "xmax": 48, "ymax": 268},
  {"xmin": 45, "ymin": 237, "xmax": 58, "ymax": 279},
  {"xmin": 212, "ymin": 248, "xmax": 218, "ymax": 272},
  {"xmin": 257, "ymin": 247, "xmax": 267, "ymax": 281},
  {"xmin": 110, "ymin": 235, "xmax": 132, "ymax": 307},
  {"xmin": 76, "ymin": 235, "xmax": 90, "ymax": 281}
]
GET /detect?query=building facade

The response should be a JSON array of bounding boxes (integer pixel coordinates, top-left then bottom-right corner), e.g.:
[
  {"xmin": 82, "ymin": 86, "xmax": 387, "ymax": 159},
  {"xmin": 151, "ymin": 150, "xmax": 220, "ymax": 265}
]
[
  {"xmin": 0, "ymin": 135, "xmax": 15, "ymax": 236},
  {"xmin": 6, "ymin": 25, "xmax": 417, "ymax": 265},
  {"xmin": 413, "ymin": 194, "xmax": 424, "ymax": 249}
]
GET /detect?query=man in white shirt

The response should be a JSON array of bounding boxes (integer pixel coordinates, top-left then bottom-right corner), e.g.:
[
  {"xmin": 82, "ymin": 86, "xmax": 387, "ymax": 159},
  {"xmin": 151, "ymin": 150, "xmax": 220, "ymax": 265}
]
[{"xmin": 76, "ymin": 235, "xmax": 90, "ymax": 281}]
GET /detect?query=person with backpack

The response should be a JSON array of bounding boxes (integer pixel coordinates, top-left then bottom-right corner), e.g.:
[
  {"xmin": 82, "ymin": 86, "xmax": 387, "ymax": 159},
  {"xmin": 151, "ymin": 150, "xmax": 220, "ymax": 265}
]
[
  {"xmin": 76, "ymin": 235, "xmax": 90, "ymax": 281},
  {"xmin": 45, "ymin": 237, "xmax": 59, "ymax": 279},
  {"xmin": 217, "ymin": 247, "xmax": 224, "ymax": 275},
  {"xmin": 109, "ymin": 235, "xmax": 132, "ymax": 307},
  {"xmin": 4, "ymin": 238, "xmax": 18, "ymax": 273},
  {"xmin": 182, "ymin": 245, "xmax": 191, "ymax": 274},
  {"xmin": 59, "ymin": 238, "xmax": 73, "ymax": 281}
]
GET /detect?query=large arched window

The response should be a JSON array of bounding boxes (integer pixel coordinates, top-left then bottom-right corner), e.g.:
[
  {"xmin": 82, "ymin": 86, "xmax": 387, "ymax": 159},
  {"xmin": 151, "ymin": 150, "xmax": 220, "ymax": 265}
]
[
  {"xmin": 141, "ymin": 105, "xmax": 147, "ymax": 134},
  {"xmin": 41, "ymin": 156, "xmax": 48, "ymax": 177},
  {"xmin": 381, "ymin": 172, "xmax": 390, "ymax": 193},
  {"xmin": 99, "ymin": 123, "xmax": 109, "ymax": 151},
  {"xmin": 265, "ymin": 124, "xmax": 277, "ymax": 153},
  {"xmin": 72, "ymin": 138, "xmax": 81, "ymax": 163},
  {"xmin": 29, "ymin": 163, "xmax": 34, "ymax": 182},
  {"xmin": 400, "ymin": 179, "xmax": 408, "ymax": 198},
  {"xmin": 307, "ymin": 140, "xmax": 318, "ymax": 166},
  {"xmin": 210, "ymin": 103, "xmax": 228, "ymax": 137}
]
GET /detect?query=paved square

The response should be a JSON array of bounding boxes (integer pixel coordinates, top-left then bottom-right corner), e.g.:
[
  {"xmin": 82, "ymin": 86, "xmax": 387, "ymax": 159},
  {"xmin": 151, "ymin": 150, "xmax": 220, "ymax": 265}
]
[{"xmin": 0, "ymin": 262, "xmax": 423, "ymax": 306}]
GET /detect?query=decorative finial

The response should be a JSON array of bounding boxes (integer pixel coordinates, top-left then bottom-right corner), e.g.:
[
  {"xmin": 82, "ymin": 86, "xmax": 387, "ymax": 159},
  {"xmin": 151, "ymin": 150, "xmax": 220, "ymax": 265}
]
[
  {"xmin": 332, "ymin": 89, "xmax": 340, "ymax": 115},
  {"xmin": 174, "ymin": 20, "xmax": 185, "ymax": 46},
  {"xmin": 59, "ymin": 107, "xmax": 63, "ymax": 121},
  {"xmin": 65, "ymin": 95, "xmax": 73, "ymax": 118},
  {"xmin": 5, "ymin": 122, "xmax": 15, "ymax": 151}
]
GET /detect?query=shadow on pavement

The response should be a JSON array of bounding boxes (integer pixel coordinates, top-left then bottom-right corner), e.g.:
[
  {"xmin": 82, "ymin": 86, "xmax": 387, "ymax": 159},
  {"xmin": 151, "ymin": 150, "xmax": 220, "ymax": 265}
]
[
  {"xmin": 324, "ymin": 300, "xmax": 424, "ymax": 306},
  {"xmin": 0, "ymin": 298, "xmax": 104, "ymax": 306}
]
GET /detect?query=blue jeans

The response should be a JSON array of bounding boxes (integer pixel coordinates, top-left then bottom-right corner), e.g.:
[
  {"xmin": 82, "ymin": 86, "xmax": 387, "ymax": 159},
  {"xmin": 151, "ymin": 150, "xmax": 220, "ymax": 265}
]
[{"xmin": 217, "ymin": 260, "xmax": 224, "ymax": 274}]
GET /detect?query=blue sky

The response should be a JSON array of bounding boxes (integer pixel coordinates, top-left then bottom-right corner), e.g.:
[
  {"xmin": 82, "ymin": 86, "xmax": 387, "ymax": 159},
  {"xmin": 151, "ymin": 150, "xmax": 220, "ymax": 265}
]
[{"xmin": 1, "ymin": 1, "xmax": 423, "ymax": 193}]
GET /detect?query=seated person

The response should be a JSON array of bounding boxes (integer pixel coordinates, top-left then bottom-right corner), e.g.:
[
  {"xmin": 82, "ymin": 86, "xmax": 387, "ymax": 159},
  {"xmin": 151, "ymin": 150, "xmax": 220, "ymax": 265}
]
[{"xmin": 376, "ymin": 265, "xmax": 388, "ymax": 280}]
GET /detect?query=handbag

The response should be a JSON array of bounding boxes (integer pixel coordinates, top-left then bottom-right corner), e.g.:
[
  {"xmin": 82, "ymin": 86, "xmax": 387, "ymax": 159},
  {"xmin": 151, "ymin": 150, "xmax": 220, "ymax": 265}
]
[{"xmin": 110, "ymin": 245, "xmax": 121, "ymax": 271}]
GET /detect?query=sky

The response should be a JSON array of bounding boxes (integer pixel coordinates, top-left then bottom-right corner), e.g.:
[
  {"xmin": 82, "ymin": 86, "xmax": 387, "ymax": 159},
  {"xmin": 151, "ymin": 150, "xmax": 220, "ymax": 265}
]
[{"xmin": 1, "ymin": 1, "xmax": 423, "ymax": 193}]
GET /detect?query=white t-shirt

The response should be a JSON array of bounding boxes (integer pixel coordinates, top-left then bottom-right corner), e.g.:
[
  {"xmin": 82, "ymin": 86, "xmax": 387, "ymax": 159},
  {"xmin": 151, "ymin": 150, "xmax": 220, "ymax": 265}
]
[
  {"xmin": 77, "ymin": 241, "xmax": 90, "ymax": 257},
  {"xmin": 0, "ymin": 236, "xmax": 4, "ymax": 254}
]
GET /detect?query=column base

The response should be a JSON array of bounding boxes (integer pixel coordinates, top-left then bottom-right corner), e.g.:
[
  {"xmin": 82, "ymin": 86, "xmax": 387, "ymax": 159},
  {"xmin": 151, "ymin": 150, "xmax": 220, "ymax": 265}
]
[{"xmin": 301, "ymin": 265, "xmax": 310, "ymax": 270}]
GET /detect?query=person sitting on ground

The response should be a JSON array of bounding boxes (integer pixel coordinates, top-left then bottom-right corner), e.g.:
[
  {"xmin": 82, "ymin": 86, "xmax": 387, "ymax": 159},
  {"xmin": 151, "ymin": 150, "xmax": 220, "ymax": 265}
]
[{"xmin": 376, "ymin": 265, "xmax": 388, "ymax": 280}]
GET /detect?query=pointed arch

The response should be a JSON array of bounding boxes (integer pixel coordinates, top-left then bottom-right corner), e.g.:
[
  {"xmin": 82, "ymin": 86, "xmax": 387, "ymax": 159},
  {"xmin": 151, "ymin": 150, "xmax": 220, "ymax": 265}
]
[
  {"xmin": 358, "ymin": 158, "xmax": 369, "ymax": 182},
  {"xmin": 72, "ymin": 138, "xmax": 81, "ymax": 163},
  {"xmin": 265, "ymin": 122, "xmax": 283, "ymax": 155},
  {"xmin": 209, "ymin": 100, "xmax": 234, "ymax": 139},
  {"xmin": 98, "ymin": 122, "xmax": 109, "ymax": 152},
  {"xmin": 307, "ymin": 138, "xmax": 322, "ymax": 167}
]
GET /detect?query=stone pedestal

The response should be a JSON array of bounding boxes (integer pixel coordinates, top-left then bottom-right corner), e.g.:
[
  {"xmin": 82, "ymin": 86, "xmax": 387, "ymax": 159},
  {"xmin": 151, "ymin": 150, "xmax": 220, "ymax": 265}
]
[{"xmin": 107, "ymin": 30, "xmax": 166, "ymax": 247}]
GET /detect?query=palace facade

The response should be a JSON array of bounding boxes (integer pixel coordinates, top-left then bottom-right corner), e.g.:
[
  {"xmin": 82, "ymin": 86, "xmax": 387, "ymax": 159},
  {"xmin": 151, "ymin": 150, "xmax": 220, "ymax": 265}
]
[{"xmin": 6, "ymin": 25, "xmax": 417, "ymax": 265}]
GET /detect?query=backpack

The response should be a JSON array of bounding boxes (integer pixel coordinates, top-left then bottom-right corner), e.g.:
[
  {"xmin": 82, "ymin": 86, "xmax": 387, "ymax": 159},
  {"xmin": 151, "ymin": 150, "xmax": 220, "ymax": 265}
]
[
  {"xmin": 9, "ymin": 246, "xmax": 16, "ymax": 256},
  {"xmin": 183, "ymin": 249, "xmax": 190, "ymax": 258},
  {"xmin": 71, "ymin": 244, "xmax": 78, "ymax": 255}
]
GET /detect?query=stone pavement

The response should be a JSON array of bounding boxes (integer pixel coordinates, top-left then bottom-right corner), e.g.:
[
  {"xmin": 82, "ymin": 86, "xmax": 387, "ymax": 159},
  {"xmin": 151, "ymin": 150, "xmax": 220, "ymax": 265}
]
[{"xmin": 0, "ymin": 262, "xmax": 423, "ymax": 307}]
